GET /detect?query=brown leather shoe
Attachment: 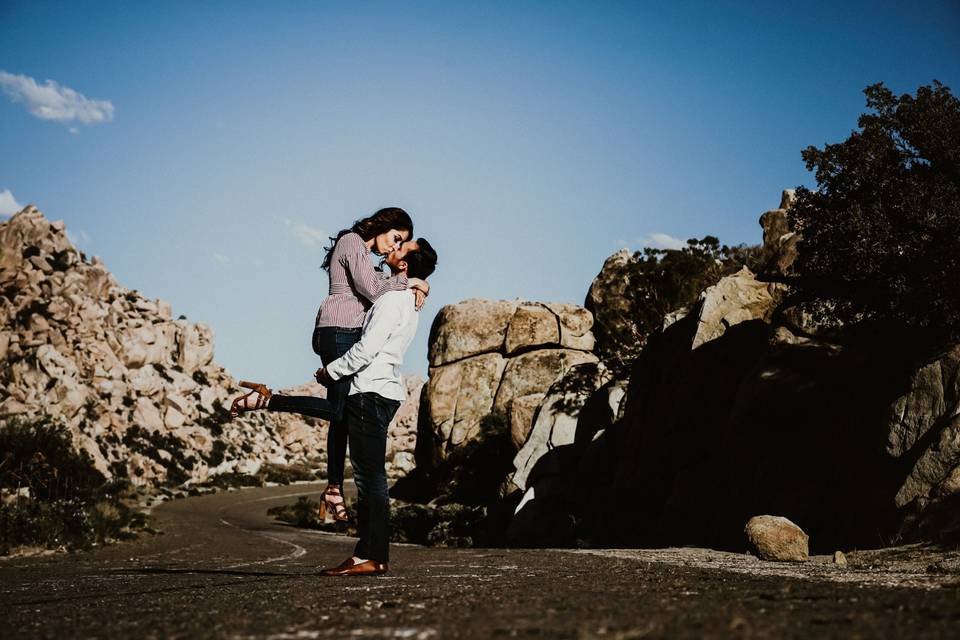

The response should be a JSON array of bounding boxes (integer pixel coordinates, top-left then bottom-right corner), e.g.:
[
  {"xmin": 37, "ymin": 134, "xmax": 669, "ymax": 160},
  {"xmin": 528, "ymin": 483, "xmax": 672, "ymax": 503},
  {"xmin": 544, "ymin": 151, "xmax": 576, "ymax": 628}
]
[{"xmin": 320, "ymin": 557, "xmax": 388, "ymax": 577}]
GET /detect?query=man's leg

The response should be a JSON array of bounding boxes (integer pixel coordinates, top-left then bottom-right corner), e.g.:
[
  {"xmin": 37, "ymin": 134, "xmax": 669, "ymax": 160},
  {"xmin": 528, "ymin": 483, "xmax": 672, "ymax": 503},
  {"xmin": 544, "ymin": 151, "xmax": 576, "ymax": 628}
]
[{"xmin": 347, "ymin": 393, "xmax": 400, "ymax": 564}]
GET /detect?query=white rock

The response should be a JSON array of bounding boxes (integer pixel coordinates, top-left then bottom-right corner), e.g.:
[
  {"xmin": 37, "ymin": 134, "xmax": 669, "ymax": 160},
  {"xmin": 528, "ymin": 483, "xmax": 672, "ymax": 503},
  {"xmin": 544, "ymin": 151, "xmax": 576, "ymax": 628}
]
[
  {"xmin": 164, "ymin": 406, "xmax": 186, "ymax": 430},
  {"xmin": 133, "ymin": 397, "xmax": 165, "ymax": 433}
]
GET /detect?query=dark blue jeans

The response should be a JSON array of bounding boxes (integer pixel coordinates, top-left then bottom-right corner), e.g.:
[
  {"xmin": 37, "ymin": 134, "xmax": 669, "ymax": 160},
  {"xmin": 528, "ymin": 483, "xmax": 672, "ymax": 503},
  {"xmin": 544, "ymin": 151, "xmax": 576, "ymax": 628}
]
[
  {"xmin": 346, "ymin": 392, "xmax": 400, "ymax": 563},
  {"xmin": 266, "ymin": 326, "xmax": 361, "ymax": 485}
]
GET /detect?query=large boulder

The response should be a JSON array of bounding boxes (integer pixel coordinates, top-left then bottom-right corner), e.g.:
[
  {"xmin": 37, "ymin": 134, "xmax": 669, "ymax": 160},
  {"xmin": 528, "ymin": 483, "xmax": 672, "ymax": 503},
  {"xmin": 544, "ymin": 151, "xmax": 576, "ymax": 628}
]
[
  {"xmin": 745, "ymin": 515, "xmax": 809, "ymax": 562},
  {"xmin": 415, "ymin": 298, "xmax": 598, "ymax": 489},
  {"xmin": 493, "ymin": 349, "xmax": 598, "ymax": 414},
  {"xmin": 691, "ymin": 266, "xmax": 783, "ymax": 349},
  {"xmin": 420, "ymin": 352, "xmax": 506, "ymax": 461},
  {"xmin": 428, "ymin": 299, "xmax": 517, "ymax": 366}
]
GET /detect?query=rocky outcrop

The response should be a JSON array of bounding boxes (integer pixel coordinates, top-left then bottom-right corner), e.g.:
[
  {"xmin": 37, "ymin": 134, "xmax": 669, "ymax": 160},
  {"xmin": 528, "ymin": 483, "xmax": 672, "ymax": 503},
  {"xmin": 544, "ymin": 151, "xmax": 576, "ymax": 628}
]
[
  {"xmin": 418, "ymin": 299, "xmax": 598, "ymax": 471},
  {"xmin": 758, "ymin": 189, "xmax": 799, "ymax": 276},
  {"xmin": 691, "ymin": 266, "xmax": 783, "ymax": 349},
  {"xmin": 584, "ymin": 250, "xmax": 644, "ymax": 366},
  {"xmin": 0, "ymin": 207, "xmax": 421, "ymax": 488}
]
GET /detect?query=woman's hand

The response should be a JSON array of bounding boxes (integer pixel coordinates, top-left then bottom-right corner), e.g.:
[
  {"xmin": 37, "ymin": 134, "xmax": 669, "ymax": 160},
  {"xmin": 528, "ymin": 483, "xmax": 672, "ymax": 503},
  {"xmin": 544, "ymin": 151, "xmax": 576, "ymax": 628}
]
[
  {"xmin": 315, "ymin": 367, "xmax": 333, "ymax": 386},
  {"xmin": 408, "ymin": 277, "xmax": 430, "ymax": 311}
]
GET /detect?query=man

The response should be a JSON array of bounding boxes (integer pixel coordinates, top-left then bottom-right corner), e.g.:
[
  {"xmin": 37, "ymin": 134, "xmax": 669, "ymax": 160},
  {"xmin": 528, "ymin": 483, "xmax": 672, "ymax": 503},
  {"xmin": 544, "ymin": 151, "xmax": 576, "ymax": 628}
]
[{"xmin": 316, "ymin": 237, "xmax": 437, "ymax": 577}]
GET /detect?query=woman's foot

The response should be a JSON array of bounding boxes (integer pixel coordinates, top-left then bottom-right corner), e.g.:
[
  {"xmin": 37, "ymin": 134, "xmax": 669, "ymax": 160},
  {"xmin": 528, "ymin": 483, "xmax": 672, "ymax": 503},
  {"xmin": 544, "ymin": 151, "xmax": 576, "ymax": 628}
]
[
  {"xmin": 229, "ymin": 381, "xmax": 272, "ymax": 417},
  {"xmin": 318, "ymin": 484, "xmax": 348, "ymax": 522}
]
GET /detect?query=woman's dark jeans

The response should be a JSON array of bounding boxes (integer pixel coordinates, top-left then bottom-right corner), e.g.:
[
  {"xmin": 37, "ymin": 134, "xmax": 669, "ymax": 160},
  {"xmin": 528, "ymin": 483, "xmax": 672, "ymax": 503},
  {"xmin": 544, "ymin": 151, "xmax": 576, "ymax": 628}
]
[
  {"xmin": 346, "ymin": 392, "xmax": 400, "ymax": 563},
  {"xmin": 266, "ymin": 326, "xmax": 361, "ymax": 486},
  {"xmin": 314, "ymin": 326, "xmax": 361, "ymax": 486}
]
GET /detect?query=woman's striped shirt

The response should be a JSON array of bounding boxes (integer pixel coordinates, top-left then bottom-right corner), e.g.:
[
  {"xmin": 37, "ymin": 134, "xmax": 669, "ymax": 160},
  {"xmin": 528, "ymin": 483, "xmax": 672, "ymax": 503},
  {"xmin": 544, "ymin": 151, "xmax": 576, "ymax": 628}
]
[{"xmin": 315, "ymin": 232, "xmax": 409, "ymax": 329}]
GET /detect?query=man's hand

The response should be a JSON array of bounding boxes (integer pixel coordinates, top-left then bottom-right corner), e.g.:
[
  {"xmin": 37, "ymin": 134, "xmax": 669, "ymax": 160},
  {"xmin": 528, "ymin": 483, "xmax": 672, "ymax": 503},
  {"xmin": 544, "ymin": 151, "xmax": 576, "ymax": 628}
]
[
  {"xmin": 315, "ymin": 367, "xmax": 334, "ymax": 386},
  {"xmin": 408, "ymin": 277, "xmax": 430, "ymax": 311},
  {"xmin": 413, "ymin": 288, "xmax": 427, "ymax": 310}
]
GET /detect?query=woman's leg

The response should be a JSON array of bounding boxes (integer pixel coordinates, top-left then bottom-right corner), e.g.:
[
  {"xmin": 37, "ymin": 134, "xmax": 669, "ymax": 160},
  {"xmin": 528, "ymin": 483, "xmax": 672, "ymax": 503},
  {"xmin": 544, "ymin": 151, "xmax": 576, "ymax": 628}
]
[
  {"xmin": 314, "ymin": 326, "xmax": 362, "ymax": 486},
  {"xmin": 266, "ymin": 394, "xmax": 338, "ymax": 420}
]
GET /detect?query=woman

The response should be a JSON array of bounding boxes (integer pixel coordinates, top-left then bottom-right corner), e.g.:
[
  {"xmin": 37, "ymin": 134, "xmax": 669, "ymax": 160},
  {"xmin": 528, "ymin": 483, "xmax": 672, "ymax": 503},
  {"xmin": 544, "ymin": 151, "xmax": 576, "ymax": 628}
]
[{"xmin": 230, "ymin": 207, "xmax": 429, "ymax": 522}]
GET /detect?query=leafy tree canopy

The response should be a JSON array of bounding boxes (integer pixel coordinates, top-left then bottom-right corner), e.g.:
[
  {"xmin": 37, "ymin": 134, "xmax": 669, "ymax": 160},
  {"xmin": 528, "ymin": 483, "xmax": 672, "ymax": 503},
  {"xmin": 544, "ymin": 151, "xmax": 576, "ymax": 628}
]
[
  {"xmin": 590, "ymin": 236, "xmax": 761, "ymax": 372},
  {"xmin": 790, "ymin": 81, "xmax": 960, "ymax": 345}
]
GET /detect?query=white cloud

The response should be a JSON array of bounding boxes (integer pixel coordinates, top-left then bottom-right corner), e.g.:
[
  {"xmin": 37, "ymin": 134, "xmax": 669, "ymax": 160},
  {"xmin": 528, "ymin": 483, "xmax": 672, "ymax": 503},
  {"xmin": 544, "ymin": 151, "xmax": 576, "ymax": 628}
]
[
  {"xmin": 285, "ymin": 219, "xmax": 329, "ymax": 248},
  {"xmin": 639, "ymin": 232, "xmax": 686, "ymax": 251},
  {"xmin": 212, "ymin": 253, "xmax": 230, "ymax": 264},
  {"xmin": 66, "ymin": 228, "xmax": 91, "ymax": 246},
  {"xmin": 0, "ymin": 188, "xmax": 23, "ymax": 217},
  {"xmin": 0, "ymin": 70, "xmax": 114, "ymax": 125}
]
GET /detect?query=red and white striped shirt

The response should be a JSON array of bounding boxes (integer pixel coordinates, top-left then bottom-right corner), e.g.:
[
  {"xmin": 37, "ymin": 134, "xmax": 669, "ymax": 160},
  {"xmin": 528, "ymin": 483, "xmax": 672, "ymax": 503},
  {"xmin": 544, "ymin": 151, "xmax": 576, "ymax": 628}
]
[{"xmin": 315, "ymin": 232, "xmax": 409, "ymax": 329}]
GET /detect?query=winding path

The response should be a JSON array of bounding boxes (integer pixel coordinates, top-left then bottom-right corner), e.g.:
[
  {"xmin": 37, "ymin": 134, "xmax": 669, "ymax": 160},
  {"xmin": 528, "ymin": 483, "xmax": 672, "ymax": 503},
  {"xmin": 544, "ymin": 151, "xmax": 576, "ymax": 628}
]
[{"xmin": 2, "ymin": 483, "xmax": 959, "ymax": 638}]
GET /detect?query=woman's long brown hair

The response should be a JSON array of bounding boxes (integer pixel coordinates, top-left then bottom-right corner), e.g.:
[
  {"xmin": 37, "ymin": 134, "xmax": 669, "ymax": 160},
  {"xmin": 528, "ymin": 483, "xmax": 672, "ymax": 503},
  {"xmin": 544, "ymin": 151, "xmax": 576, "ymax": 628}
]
[{"xmin": 321, "ymin": 207, "xmax": 413, "ymax": 272}]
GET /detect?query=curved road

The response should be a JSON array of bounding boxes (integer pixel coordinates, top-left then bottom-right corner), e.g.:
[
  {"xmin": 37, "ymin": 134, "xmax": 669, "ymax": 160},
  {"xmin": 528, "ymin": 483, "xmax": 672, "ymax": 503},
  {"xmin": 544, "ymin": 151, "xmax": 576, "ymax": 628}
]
[{"xmin": 2, "ymin": 483, "xmax": 959, "ymax": 638}]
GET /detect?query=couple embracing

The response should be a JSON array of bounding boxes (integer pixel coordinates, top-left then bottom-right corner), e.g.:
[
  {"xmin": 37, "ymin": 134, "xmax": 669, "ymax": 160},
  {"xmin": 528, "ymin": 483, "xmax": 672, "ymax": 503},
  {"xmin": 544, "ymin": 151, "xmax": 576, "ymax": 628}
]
[{"xmin": 229, "ymin": 207, "xmax": 438, "ymax": 576}]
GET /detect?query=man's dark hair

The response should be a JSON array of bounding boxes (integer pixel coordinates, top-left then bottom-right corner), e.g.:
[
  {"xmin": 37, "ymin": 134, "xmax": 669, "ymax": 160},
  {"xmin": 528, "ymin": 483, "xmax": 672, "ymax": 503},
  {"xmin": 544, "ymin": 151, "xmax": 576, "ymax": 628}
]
[{"xmin": 405, "ymin": 238, "xmax": 437, "ymax": 280}]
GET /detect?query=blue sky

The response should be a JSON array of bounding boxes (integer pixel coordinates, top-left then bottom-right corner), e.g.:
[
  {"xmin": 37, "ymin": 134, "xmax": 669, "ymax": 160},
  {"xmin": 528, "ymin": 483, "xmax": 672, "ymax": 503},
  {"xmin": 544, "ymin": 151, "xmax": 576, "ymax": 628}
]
[{"xmin": 2, "ymin": 1, "xmax": 958, "ymax": 386}]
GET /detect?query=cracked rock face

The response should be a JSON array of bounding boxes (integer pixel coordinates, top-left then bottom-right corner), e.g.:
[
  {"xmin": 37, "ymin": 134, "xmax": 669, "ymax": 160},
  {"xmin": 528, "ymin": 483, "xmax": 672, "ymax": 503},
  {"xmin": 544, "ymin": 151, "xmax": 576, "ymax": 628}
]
[
  {"xmin": 0, "ymin": 207, "xmax": 421, "ymax": 488},
  {"xmin": 418, "ymin": 298, "xmax": 598, "ymax": 469}
]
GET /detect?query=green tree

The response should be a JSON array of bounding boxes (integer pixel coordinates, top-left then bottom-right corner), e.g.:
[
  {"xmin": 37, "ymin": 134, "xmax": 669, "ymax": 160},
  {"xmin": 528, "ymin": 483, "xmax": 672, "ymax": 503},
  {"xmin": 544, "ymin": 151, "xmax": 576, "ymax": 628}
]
[
  {"xmin": 789, "ymin": 81, "xmax": 960, "ymax": 345},
  {"xmin": 588, "ymin": 237, "xmax": 762, "ymax": 373}
]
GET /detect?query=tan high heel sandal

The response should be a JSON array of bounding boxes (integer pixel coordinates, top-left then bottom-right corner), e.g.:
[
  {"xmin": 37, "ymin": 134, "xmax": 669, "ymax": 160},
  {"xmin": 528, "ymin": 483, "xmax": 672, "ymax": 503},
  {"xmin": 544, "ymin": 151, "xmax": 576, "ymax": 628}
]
[
  {"xmin": 229, "ymin": 380, "xmax": 273, "ymax": 417},
  {"xmin": 318, "ymin": 484, "xmax": 348, "ymax": 523}
]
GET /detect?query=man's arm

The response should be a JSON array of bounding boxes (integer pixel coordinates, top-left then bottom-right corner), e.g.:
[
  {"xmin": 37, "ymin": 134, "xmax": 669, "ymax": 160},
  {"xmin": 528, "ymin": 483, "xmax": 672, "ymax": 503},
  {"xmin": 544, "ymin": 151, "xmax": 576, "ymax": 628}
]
[{"xmin": 325, "ymin": 294, "xmax": 406, "ymax": 381}]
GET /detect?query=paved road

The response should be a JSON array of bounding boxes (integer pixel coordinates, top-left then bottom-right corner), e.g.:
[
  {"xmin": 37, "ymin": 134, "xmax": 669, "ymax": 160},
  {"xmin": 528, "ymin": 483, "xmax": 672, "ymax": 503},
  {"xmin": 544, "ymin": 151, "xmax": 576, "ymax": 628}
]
[{"xmin": 2, "ymin": 483, "xmax": 959, "ymax": 639}]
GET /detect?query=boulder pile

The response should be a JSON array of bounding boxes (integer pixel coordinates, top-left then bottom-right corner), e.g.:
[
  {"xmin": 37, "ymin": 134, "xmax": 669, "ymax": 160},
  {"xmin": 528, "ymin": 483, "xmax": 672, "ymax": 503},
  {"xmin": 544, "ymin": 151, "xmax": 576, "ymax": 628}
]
[
  {"xmin": 0, "ymin": 206, "xmax": 421, "ymax": 489},
  {"xmin": 417, "ymin": 299, "xmax": 598, "ymax": 473}
]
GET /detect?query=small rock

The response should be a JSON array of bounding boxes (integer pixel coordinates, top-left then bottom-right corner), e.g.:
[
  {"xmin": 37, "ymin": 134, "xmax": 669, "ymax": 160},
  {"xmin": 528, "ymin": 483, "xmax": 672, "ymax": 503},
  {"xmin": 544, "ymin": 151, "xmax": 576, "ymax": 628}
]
[
  {"xmin": 392, "ymin": 451, "xmax": 416, "ymax": 475},
  {"xmin": 833, "ymin": 550, "xmax": 848, "ymax": 567},
  {"xmin": 745, "ymin": 515, "xmax": 809, "ymax": 562}
]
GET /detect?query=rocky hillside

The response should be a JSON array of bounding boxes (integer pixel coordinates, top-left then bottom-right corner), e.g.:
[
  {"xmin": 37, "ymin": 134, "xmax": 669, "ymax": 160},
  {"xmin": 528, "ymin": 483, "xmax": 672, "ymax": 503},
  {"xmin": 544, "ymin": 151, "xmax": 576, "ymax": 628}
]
[{"xmin": 0, "ymin": 206, "xmax": 420, "ymax": 488}]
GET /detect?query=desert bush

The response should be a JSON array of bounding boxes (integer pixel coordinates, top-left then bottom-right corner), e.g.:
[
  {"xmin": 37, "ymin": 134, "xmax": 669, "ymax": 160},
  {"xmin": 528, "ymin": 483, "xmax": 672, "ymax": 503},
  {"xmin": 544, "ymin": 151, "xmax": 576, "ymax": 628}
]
[
  {"xmin": 0, "ymin": 417, "xmax": 105, "ymax": 500},
  {"xmin": 0, "ymin": 417, "xmax": 146, "ymax": 554}
]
